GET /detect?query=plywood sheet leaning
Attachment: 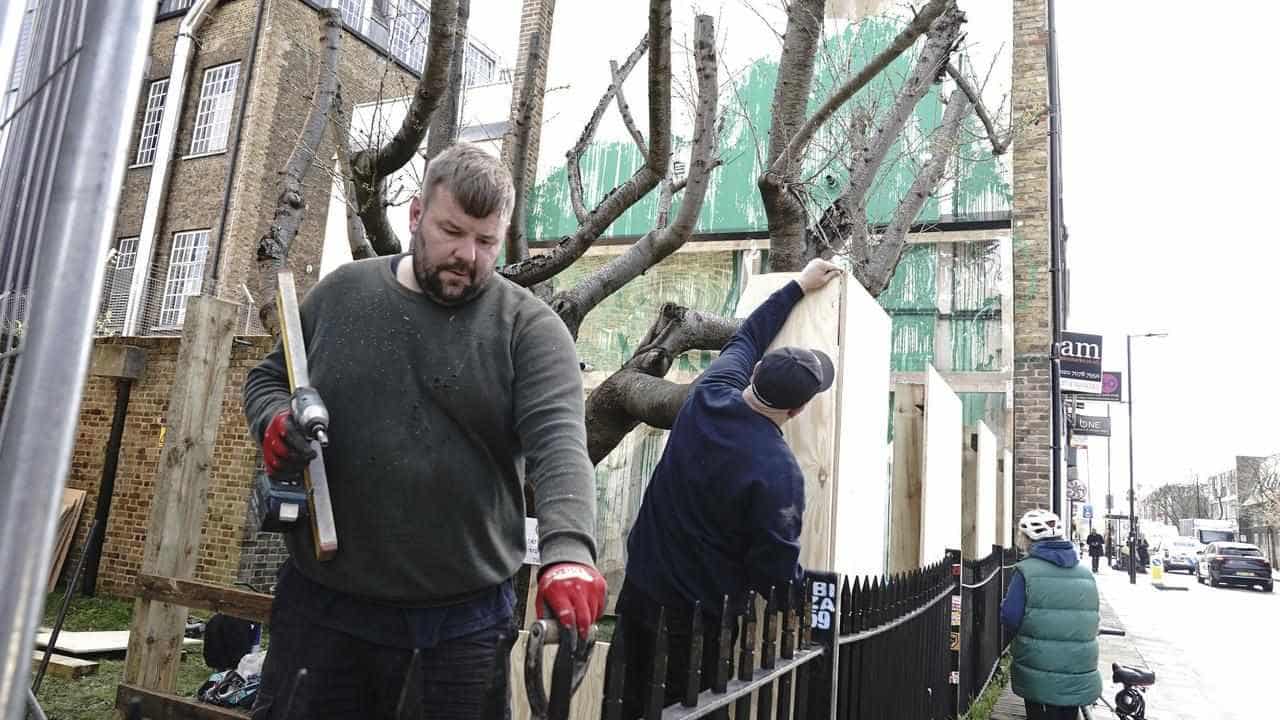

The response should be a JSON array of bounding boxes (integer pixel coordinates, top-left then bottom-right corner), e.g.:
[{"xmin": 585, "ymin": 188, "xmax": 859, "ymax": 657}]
[
  {"xmin": 735, "ymin": 273, "xmax": 841, "ymax": 571},
  {"xmin": 999, "ymin": 449, "xmax": 1014, "ymax": 546},
  {"xmin": 920, "ymin": 366, "xmax": 962, "ymax": 565},
  {"xmin": 830, "ymin": 277, "xmax": 891, "ymax": 578},
  {"xmin": 889, "ymin": 384, "xmax": 925, "ymax": 574},
  {"xmin": 37, "ymin": 629, "xmax": 200, "ymax": 655},
  {"xmin": 47, "ymin": 488, "xmax": 87, "ymax": 591},
  {"xmin": 975, "ymin": 422, "xmax": 998, "ymax": 552}
]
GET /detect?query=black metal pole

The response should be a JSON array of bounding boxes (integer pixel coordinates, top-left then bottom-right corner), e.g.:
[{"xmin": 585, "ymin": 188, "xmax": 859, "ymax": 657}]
[
  {"xmin": 1126, "ymin": 335, "xmax": 1137, "ymax": 585},
  {"xmin": 82, "ymin": 377, "xmax": 132, "ymax": 596}
]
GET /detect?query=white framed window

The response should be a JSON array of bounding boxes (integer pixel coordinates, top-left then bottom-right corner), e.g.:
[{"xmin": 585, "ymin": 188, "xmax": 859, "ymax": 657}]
[
  {"xmin": 189, "ymin": 63, "xmax": 240, "ymax": 156},
  {"xmin": 134, "ymin": 79, "xmax": 169, "ymax": 166},
  {"xmin": 159, "ymin": 0, "xmax": 197, "ymax": 14},
  {"xmin": 388, "ymin": 0, "xmax": 428, "ymax": 71},
  {"xmin": 157, "ymin": 230, "xmax": 210, "ymax": 328},
  {"xmin": 99, "ymin": 237, "xmax": 139, "ymax": 334},
  {"xmin": 463, "ymin": 42, "xmax": 496, "ymax": 87},
  {"xmin": 337, "ymin": 0, "xmax": 367, "ymax": 31}
]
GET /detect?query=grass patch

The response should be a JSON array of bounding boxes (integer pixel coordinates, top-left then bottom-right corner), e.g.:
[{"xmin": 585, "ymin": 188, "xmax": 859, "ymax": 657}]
[
  {"xmin": 961, "ymin": 654, "xmax": 1011, "ymax": 720},
  {"xmin": 31, "ymin": 588, "xmax": 217, "ymax": 720}
]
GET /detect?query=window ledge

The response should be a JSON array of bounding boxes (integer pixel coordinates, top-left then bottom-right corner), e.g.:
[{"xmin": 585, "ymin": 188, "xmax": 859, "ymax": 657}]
[
  {"xmin": 128, "ymin": 162, "xmax": 155, "ymax": 170},
  {"xmin": 182, "ymin": 149, "xmax": 228, "ymax": 161}
]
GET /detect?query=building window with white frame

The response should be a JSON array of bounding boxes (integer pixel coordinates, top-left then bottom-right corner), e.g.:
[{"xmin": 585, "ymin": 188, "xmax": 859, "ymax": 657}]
[
  {"xmin": 98, "ymin": 237, "xmax": 139, "ymax": 335},
  {"xmin": 388, "ymin": 0, "xmax": 429, "ymax": 71},
  {"xmin": 157, "ymin": 230, "xmax": 210, "ymax": 329},
  {"xmin": 337, "ymin": 0, "xmax": 366, "ymax": 31},
  {"xmin": 135, "ymin": 79, "xmax": 169, "ymax": 166},
  {"xmin": 189, "ymin": 63, "xmax": 240, "ymax": 156},
  {"xmin": 463, "ymin": 42, "xmax": 496, "ymax": 87}
]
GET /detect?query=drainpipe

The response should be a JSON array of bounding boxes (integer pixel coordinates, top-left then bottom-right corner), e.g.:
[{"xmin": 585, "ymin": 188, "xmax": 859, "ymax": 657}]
[
  {"xmin": 121, "ymin": 0, "xmax": 220, "ymax": 337},
  {"xmin": 209, "ymin": 0, "xmax": 267, "ymax": 292},
  {"xmin": 1047, "ymin": 0, "xmax": 1066, "ymax": 516}
]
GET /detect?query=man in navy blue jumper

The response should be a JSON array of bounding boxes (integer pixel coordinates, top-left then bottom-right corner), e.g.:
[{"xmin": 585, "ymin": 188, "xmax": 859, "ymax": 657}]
[{"xmin": 617, "ymin": 258, "xmax": 842, "ymax": 717}]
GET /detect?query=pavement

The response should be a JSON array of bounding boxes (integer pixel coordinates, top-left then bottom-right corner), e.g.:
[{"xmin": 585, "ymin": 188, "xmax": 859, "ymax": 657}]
[{"xmin": 993, "ymin": 561, "xmax": 1277, "ymax": 720}]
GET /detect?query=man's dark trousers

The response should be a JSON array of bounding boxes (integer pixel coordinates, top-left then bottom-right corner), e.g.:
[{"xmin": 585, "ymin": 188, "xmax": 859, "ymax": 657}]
[
  {"xmin": 1024, "ymin": 701, "xmax": 1079, "ymax": 719},
  {"xmin": 251, "ymin": 606, "xmax": 515, "ymax": 719},
  {"xmin": 1091, "ymin": 556, "xmax": 1100, "ymax": 573},
  {"xmin": 615, "ymin": 581, "xmax": 737, "ymax": 720}
]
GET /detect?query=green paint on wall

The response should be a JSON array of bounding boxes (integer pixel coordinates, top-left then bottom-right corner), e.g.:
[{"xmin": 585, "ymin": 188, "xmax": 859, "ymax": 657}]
[{"xmin": 525, "ymin": 16, "xmax": 1009, "ymax": 241}]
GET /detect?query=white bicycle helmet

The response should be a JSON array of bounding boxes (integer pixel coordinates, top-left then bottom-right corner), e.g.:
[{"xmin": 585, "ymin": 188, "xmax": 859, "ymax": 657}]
[{"xmin": 1019, "ymin": 509, "xmax": 1063, "ymax": 541}]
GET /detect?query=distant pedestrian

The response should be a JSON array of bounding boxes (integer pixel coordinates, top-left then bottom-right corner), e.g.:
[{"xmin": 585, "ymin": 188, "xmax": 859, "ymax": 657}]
[
  {"xmin": 1001, "ymin": 510, "xmax": 1102, "ymax": 720},
  {"xmin": 1137, "ymin": 536, "xmax": 1151, "ymax": 568},
  {"xmin": 1105, "ymin": 531, "xmax": 1114, "ymax": 564},
  {"xmin": 1086, "ymin": 529, "xmax": 1104, "ymax": 573}
]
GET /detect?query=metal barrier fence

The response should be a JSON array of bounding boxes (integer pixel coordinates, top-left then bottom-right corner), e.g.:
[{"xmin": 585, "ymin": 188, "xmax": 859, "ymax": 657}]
[
  {"xmin": 957, "ymin": 545, "xmax": 1013, "ymax": 715},
  {"xmin": 542, "ymin": 548, "xmax": 1016, "ymax": 720}
]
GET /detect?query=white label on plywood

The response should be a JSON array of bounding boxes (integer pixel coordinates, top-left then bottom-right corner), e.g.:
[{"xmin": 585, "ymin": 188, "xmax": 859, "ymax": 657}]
[{"xmin": 921, "ymin": 365, "xmax": 962, "ymax": 564}]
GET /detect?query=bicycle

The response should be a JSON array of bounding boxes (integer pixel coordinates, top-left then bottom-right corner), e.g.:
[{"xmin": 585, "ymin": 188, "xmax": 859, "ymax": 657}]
[{"xmin": 1082, "ymin": 628, "xmax": 1156, "ymax": 720}]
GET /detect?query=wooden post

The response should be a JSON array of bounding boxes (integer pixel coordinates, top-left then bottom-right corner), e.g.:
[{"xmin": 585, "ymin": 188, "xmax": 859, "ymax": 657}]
[
  {"xmin": 888, "ymin": 383, "xmax": 924, "ymax": 573},
  {"xmin": 122, "ymin": 297, "xmax": 238, "ymax": 690},
  {"xmin": 961, "ymin": 428, "xmax": 978, "ymax": 559}
]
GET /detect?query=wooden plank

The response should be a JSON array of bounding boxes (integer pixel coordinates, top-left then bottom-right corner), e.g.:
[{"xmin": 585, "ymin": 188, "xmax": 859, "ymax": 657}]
[
  {"xmin": 276, "ymin": 270, "xmax": 338, "ymax": 561},
  {"xmin": 136, "ymin": 574, "xmax": 273, "ymax": 624},
  {"xmin": 37, "ymin": 629, "xmax": 201, "ymax": 655},
  {"xmin": 31, "ymin": 651, "xmax": 97, "ymax": 679},
  {"xmin": 116, "ymin": 683, "xmax": 250, "ymax": 720},
  {"xmin": 47, "ymin": 488, "xmax": 86, "ymax": 590},
  {"xmin": 889, "ymin": 383, "xmax": 924, "ymax": 573},
  {"xmin": 509, "ymin": 631, "xmax": 610, "ymax": 720},
  {"xmin": 889, "ymin": 370, "xmax": 1011, "ymax": 394},
  {"xmin": 123, "ymin": 296, "xmax": 239, "ymax": 691},
  {"xmin": 962, "ymin": 428, "xmax": 978, "ymax": 559}
]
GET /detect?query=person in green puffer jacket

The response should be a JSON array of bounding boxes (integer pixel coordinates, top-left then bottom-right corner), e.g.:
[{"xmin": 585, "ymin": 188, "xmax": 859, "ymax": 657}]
[{"xmin": 1000, "ymin": 509, "xmax": 1102, "ymax": 720}]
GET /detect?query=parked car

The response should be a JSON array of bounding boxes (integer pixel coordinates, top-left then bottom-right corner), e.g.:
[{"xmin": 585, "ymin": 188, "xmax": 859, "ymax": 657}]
[
  {"xmin": 1161, "ymin": 537, "xmax": 1202, "ymax": 574},
  {"xmin": 1196, "ymin": 542, "xmax": 1274, "ymax": 592}
]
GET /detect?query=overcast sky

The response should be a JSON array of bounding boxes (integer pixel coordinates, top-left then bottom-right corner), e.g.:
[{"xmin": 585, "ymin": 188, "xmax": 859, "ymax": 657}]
[{"xmin": 1057, "ymin": 3, "xmax": 1280, "ymax": 509}]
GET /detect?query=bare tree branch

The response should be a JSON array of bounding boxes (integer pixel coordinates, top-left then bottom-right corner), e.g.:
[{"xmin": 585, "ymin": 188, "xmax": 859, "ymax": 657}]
[
  {"xmin": 611, "ymin": 59, "xmax": 648, "ymax": 157},
  {"xmin": 256, "ymin": 8, "xmax": 342, "ymax": 334},
  {"xmin": 567, "ymin": 34, "xmax": 650, "ymax": 226},
  {"xmin": 505, "ymin": 31, "xmax": 543, "ymax": 262},
  {"xmin": 550, "ymin": 14, "xmax": 719, "ymax": 338},
  {"xmin": 810, "ymin": 4, "xmax": 963, "ymax": 270},
  {"xmin": 771, "ymin": 0, "xmax": 953, "ymax": 175},
  {"xmin": 945, "ymin": 61, "xmax": 1008, "ymax": 155},
  {"xmin": 499, "ymin": 0, "xmax": 673, "ymax": 288},
  {"xmin": 424, "ymin": 0, "xmax": 471, "ymax": 164},
  {"xmin": 857, "ymin": 88, "xmax": 969, "ymax": 295},
  {"xmin": 585, "ymin": 302, "xmax": 740, "ymax": 462},
  {"xmin": 330, "ymin": 85, "xmax": 376, "ymax": 261},
  {"xmin": 356, "ymin": 0, "xmax": 459, "ymax": 178}
]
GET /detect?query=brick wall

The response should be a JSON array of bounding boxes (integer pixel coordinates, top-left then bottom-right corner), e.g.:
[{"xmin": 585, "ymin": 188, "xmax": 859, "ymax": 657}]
[
  {"xmin": 1011, "ymin": 0, "xmax": 1053, "ymax": 522},
  {"xmin": 65, "ymin": 336, "xmax": 273, "ymax": 597}
]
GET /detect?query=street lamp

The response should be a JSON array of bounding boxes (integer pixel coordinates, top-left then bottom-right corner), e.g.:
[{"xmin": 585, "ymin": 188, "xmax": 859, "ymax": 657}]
[{"xmin": 1127, "ymin": 331, "xmax": 1167, "ymax": 585}]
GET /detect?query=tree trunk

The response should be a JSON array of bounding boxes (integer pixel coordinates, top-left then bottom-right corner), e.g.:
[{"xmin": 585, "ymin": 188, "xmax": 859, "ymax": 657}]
[
  {"xmin": 424, "ymin": 0, "xmax": 471, "ymax": 165},
  {"xmin": 504, "ymin": 31, "xmax": 542, "ymax": 263},
  {"xmin": 255, "ymin": 9, "xmax": 342, "ymax": 334},
  {"xmin": 350, "ymin": 0, "xmax": 459, "ymax": 255}
]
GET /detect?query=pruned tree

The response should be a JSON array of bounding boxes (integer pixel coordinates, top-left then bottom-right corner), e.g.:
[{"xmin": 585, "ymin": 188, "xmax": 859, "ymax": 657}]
[
  {"xmin": 1142, "ymin": 482, "xmax": 1213, "ymax": 527},
  {"xmin": 258, "ymin": 0, "xmax": 1017, "ymax": 462}
]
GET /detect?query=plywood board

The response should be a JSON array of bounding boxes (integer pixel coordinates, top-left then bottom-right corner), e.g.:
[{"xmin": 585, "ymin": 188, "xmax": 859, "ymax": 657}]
[
  {"xmin": 735, "ymin": 274, "xmax": 841, "ymax": 571},
  {"xmin": 37, "ymin": 629, "xmax": 200, "ymax": 655},
  {"xmin": 889, "ymin": 384, "xmax": 925, "ymax": 574},
  {"xmin": 47, "ymin": 488, "xmax": 87, "ymax": 591},
  {"xmin": 831, "ymin": 277, "xmax": 892, "ymax": 578},
  {"xmin": 31, "ymin": 651, "xmax": 98, "ymax": 679},
  {"xmin": 1000, "ymin": 449, "xmax": 1014, "ymax": 546},
  {"xmin": 976, "ymin": 422, "xmax": 998, "ymax": 552},
  {"xmin": 509, "ymin": 632, "xmax": 610, "ymax": 720},
  {"xmin": 920, "ymin": 366, "xmax": 962, "ymax": 564}
]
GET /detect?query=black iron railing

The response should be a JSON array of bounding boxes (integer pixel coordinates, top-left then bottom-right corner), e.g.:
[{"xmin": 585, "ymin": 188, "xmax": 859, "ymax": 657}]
[{"xmin": 957, "ymin": 546, "xmax": 1009, "ymax": 714}]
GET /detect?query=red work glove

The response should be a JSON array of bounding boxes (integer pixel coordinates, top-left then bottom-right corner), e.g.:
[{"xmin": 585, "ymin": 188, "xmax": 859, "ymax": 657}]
[
  {"xmin": 262, "ymin": 409, "xmax": 316, "ymax": 478},
  {"xmin": 536, "ymin": 563, "xmax": 607, "ymax": 640}
]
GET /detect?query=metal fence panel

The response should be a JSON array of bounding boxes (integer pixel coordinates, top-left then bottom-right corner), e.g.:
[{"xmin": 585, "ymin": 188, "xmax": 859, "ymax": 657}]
[{"xmin": 0, "ymin": 0, "xmax": 152, "ymax": 716}]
